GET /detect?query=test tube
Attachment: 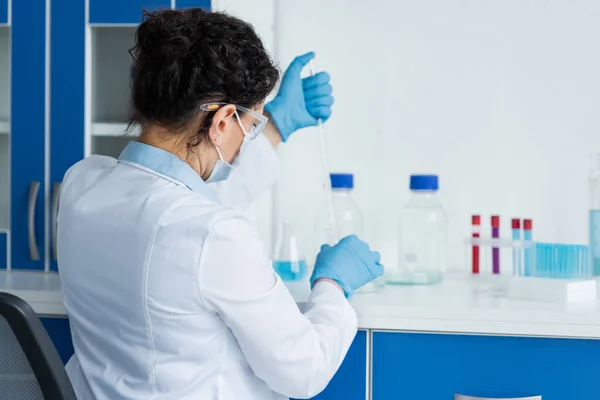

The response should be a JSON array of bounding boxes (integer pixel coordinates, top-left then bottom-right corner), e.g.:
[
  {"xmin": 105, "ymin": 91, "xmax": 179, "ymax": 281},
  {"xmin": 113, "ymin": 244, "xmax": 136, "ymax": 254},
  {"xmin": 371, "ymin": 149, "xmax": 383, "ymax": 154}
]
[
  {"xmin": 472, "ymin": 215, "xmax": 481, "ymax": 274},
  {"xmin": 523, "ymin": 219, "xmax": 533, "ymax": 276},
  {"xmin": 512, "ymin": 218, "xmax": 521, "ymax": 276},
  {"xmin": 491, "ymin": 216, "xmax": 500, "ymax": 274}
]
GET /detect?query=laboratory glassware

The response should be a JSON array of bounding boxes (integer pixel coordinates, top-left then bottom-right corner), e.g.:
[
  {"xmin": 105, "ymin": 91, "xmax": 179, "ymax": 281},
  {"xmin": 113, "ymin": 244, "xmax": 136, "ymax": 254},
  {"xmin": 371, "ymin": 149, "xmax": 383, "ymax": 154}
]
[
  {"xmin": 309, "ymin": 60, "xmax": 337, "ymax": 244},
  {"xmin": 523, "ymin": 219, "xmax": 533, "ymax": 276},
  {"xmin": 329, "ymin": 173, "xmax": 385, "ymax": 293},
  {"xmin": 531, "ymin": 242, "xmax": 590, "ymax": 279},
  {"xmin": 308, "ymin": 60, "xmax": 341, "ymax": 243},
  {"xmin": 272, "ymin": 221, "xmax": 308, "ymax": 281},
  {"xmin": 590, "ymin": 153, "xmax": 600, "ymax": 276},
  {"xmin": 469, "ymin": 236, "xmax": 589, "ymax": 279},
  {"xmin": 466, "ymin": 236, "xmax": 532, "ymax": 277},
  {"xmin": 491, "ymin": 216, "xmax": 500, "ymax": 274},
  {"xmin": 511, "ymin": 218, "xmax": 522, "ymax": 276},
  {"xmin": 330, "ymin": 174, "xmax": 363, "ymax": 238},
  {"xmin": 390, "ymin": 175, "xmax": 447, "ymax": 285},
  {"xmin": 471, "ymin": 215, "xmax": 481, "ymax": 274}
]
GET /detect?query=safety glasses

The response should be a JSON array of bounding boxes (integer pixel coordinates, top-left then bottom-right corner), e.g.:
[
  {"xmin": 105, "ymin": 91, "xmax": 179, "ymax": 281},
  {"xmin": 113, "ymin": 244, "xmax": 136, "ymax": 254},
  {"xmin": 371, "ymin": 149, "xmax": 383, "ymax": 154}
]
[{"xmin": 199, "ymin": 102, "xmax": 268, "ymax": 140}]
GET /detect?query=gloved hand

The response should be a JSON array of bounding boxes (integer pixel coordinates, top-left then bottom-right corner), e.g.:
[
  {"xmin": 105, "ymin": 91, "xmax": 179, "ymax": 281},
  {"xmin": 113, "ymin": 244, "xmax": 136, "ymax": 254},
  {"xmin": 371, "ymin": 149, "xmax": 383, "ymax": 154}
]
[
  {"xmin": 265, "ymin": 52, "xmax": 334, "ymax": 142},
  {"xmin": 310, "ymin": 235, "xmax": 384, "ymax": 298}
]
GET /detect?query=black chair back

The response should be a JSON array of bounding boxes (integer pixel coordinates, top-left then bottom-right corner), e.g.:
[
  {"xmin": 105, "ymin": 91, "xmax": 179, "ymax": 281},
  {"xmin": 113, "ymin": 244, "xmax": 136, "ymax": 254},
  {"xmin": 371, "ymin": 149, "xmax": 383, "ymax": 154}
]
[{"xmin": 0, "ymin": 292, "xmax": 76, "ymax": 399}]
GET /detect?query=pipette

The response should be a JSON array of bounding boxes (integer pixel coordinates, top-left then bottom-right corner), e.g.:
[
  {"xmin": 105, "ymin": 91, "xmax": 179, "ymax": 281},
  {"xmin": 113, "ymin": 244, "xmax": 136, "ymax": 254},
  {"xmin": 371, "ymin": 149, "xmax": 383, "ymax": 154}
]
[{"xmin": 309, "ymin": 60, "xmax": 337, "ymax": 244}]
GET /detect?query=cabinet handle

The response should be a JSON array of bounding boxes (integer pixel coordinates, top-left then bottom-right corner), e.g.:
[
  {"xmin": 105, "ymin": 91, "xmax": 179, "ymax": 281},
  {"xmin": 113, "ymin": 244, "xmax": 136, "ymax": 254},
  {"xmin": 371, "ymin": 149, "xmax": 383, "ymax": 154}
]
[
  {"xmin": 28, "ymin": 181, "xmax": 41, "ymax": 261},
  {"xmin": 455, "ymin": 395, "xmax": 541, "ymax": 400},
  {"xmin": 52, "ymin": 182, "xmax": 61, "ymax": 261}
]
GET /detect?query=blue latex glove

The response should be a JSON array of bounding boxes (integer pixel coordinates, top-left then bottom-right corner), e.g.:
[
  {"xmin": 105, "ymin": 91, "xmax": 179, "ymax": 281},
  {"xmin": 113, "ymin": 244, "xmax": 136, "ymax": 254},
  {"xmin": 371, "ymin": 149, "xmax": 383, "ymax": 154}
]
[
  {"xmin": 265, "ymin": 52, "xmax": 334, "ymax": 142},
  {"xmin": 310, "ymin": 235, "xmax": 384, "ymax": 298}
]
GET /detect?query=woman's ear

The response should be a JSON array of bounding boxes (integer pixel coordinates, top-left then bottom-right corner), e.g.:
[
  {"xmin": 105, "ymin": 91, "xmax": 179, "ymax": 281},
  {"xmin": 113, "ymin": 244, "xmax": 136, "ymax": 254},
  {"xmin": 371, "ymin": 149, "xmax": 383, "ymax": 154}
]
[{"xmin": 208, "ymin": 105, "xmax": 237, "ymax": 147}]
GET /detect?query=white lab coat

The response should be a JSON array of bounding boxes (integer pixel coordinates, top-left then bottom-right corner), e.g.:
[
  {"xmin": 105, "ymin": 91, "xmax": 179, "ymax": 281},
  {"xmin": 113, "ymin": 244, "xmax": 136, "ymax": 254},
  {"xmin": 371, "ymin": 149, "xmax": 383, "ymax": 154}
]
[{"xmin": 57, "ymin": 134, "xmax": 358, "ymax": 400}]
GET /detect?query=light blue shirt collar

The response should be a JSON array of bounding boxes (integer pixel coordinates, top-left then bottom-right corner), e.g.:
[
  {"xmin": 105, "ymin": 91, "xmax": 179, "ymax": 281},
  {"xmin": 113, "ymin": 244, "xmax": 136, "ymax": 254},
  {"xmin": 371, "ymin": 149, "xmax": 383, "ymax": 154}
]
[{"xmin": 119, "ymin": 141, "xmax": 219, "ymax": 203}]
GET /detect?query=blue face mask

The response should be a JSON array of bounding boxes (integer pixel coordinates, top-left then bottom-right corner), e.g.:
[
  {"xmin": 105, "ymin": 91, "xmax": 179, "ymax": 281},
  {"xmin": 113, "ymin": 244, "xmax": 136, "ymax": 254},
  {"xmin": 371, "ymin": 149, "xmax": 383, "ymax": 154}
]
[{"xmin": 205, "ymin": 112, "xmax": 251, "ymax": 184}]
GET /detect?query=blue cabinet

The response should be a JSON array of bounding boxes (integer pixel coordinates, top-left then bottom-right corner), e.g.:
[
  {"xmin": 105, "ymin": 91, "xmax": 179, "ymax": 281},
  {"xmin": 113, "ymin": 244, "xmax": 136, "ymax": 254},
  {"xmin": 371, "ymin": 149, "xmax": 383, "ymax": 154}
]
[
  {"xmin": 11, "ymin": 0, "xmax": 47, "ymax": 271},
  {"xmin": 372, "ymin": 331, "xmax": 600, "ymax": 400},
  {"xmin": 0, "ymin": 0, "xmax": 7, "ymax": 24},
  {"xmin": 41, "ymin": 317, "xmax": 74, "ymax": 365},
  {"xmin": 89, "ymin": 0, "xmax": 171, "ymax": 24},
  {"xmin": 4, "ymin": 0, "xmax": 216, "ymax": 272},
  {"xmin": 296, "ymin": 330, "xmax": 367, "ymax": 400},
  {"xmin": 88, "ymin": 0, "xmax": 212, "ymax": 24},
  {"xmin": 50, "ymin": 0, "xmax": 85, "ymax": 272},
  {"xmin": 0, "ymin": 231, "xmax": 6, "ymax": 268},
  {"xmin": 175, "ymin": 0, "xmax": 211, "ymax": 10}
]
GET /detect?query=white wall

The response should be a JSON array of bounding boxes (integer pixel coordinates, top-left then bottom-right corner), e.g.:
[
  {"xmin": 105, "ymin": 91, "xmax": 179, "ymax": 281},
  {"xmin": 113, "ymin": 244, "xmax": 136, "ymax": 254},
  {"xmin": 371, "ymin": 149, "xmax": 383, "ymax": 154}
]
[{"xmin": 272, "ymin": 0, "xmax": 600, "ymax": 271}]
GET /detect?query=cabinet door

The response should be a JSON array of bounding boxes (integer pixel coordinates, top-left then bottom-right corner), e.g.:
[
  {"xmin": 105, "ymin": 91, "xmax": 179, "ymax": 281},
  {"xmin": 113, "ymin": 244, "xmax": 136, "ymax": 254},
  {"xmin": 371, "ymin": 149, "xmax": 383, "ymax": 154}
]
[
  {"xmin": 89, "ymin": 0, "xmax": 171, "ymax": 24},
  {"xmin": 294, "ymin": 330, "xmax": 367, "ymax": 400},
  {"xmin": 41, "ymin": 317, "xmax": 74, "ymax": 365},
  {"xmin": 175, "ymin": 0, "xmax": 211, "ymax": 10},
  {"xmin": 372, "ymin": 331, "xmax": 600, "ymax": 400},
  {"xmin": 11, "ymin": 0, "xmax": 47, "ymax": 271},
  {"xmin": 0, "ymin": 0, "xmax": 7, "ymax": 24},
  {"xmin": 0, "ymin": 231, "xmax": 6, "ymax": 268},
  {"xmin": 50, "ymin": 0, "xmax": 85, "ymax": 272},
  {"xmin": 0, "ymin": 15, "xmax": 8, "ymax": 255}
]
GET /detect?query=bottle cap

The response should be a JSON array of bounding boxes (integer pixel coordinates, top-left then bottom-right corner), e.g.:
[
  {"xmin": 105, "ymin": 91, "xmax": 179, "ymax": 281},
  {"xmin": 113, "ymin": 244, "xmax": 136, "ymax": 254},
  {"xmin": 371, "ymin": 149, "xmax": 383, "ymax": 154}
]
[
  {"xmin": 409, "ymin": 175, "xmax": 438, "ymax": 191},
  {"xmin": 511, "ymin": 218, "xmax": 521, "ymax": 229},
  {"xmin": 524, "ymin": 219, "xmax": 533, "ymax": 230},
  {"xmin": 330, "ymin": 173, "xmax": 353, "ymax": 189},
  {"xmin": 472, "ymin": 215, "xmax": 481, "ymax": 225},
  {"xmin": 491, "ymin": 215, "xmax": 500, "ymax": 228}
]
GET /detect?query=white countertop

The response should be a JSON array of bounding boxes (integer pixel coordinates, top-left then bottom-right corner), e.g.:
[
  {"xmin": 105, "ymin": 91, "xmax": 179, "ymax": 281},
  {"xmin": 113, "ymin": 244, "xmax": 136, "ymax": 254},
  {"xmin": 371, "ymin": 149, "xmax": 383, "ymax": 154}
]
[
  {"xmin": 288, "ymin": 275, "xmax": 600, "ymax": 339},
  {"xmin": 0, "ymin": 271, "xmax": 65, "ymax": 316},
  {"xmin": 4, "ymin": 270, "xmax": 600, "ymax": 339},
  {"xmin": 352, "ymin": 276, "xmax": 600, "ymax": 339}
]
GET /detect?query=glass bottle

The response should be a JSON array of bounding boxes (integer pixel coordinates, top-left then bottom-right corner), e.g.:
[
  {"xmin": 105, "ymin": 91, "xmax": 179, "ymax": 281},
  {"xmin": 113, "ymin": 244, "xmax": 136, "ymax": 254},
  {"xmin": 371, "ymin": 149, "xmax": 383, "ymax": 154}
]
[
  {"xmin": 330, "ymin": 173, "xmax": 385, "ymax": 293},
  {"xmin": 390, "ymin": 174, "xmax": 447, "ymax": 285}
]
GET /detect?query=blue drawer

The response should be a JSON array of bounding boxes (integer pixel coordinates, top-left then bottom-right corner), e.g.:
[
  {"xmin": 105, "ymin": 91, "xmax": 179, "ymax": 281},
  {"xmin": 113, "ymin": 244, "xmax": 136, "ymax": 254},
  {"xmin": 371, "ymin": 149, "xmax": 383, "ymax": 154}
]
[
  {"xmin": 299, "ymin": 330, "xmax": 367, "ymax": 400},
  {"xmin": 373, "ymin": 331, "xmax": 600, "ymax": 400}
]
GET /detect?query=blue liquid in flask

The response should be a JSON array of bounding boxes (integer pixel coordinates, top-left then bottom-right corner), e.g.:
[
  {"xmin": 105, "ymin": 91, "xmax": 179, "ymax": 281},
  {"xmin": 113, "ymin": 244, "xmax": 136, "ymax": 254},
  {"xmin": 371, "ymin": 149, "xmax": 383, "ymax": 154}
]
[
  {"xmin": 273, "ymin": 260, "xmax": 308, "ymax": 281},
  {"xmin": 590, "ymin": 210, "xmax": 600, "ymax": 276}
]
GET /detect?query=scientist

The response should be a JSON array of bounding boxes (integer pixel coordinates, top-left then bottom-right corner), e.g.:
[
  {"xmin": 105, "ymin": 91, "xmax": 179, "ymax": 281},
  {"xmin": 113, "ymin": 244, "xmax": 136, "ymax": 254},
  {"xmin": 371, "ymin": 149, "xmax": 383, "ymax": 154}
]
[{"xmin": 57, "ymin": 8, "xmax": 383, "ymax": 400}]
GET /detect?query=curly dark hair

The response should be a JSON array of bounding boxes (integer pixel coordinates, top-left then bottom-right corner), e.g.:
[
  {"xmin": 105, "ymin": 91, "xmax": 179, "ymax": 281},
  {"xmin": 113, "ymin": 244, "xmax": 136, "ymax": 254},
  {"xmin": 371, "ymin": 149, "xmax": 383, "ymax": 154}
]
[{"xmin": 128, "ymin": 8, "xmax": 279, "ymax": 147}]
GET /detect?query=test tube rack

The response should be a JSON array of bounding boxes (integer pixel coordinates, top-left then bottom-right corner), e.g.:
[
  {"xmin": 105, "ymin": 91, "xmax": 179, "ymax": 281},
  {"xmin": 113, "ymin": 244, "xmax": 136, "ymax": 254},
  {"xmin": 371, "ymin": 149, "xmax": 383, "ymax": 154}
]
[
  {"xmin": 465, "ymin": 236, "xmax": 533, "ymax": 277},
  {"xmin": 465, "ymin": 237, "xmax": 591, "ymax": 279},
  {"xmin": 465, "ymin": 237, "xmax": 597, "ymax": 303}
]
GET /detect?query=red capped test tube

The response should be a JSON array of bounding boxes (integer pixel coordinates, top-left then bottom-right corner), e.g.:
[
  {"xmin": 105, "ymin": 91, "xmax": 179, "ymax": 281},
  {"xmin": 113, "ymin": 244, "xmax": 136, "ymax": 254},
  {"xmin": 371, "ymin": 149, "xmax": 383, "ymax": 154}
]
[
  {"xmin": 472, "ymin": 215, "xmax": 481, "ymax": 274},
  {"xmin": 523, "ymin": 219, "xmax": 533, "ymax": 276}
]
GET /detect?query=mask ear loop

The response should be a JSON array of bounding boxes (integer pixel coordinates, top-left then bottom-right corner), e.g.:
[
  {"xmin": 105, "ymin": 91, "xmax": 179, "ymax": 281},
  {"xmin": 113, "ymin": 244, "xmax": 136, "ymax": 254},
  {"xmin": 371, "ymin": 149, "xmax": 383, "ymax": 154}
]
[
  {"xmin": 212, "ymin": 111, "xmax": 248, "ymax": 162},
  {"xmin": 234, "ymin": 111, "xmax": 250, "ymax": 140},
  {"xmin": 214, "ymin": 146, "xmax": 225, "ymax": 161}
]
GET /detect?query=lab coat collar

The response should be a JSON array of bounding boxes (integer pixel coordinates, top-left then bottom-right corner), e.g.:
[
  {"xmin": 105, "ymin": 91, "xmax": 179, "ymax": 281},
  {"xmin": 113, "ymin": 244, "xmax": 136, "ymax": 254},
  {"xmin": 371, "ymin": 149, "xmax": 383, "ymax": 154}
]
[{"xmin": 119, "ymin": 141, "xmax": 220, "ymax": 203}]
